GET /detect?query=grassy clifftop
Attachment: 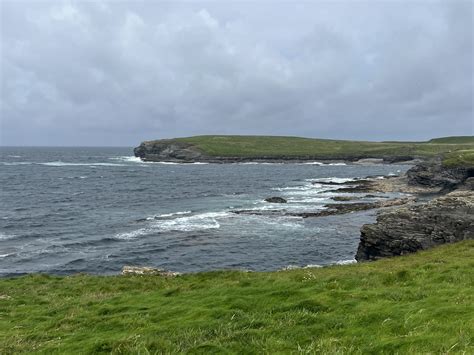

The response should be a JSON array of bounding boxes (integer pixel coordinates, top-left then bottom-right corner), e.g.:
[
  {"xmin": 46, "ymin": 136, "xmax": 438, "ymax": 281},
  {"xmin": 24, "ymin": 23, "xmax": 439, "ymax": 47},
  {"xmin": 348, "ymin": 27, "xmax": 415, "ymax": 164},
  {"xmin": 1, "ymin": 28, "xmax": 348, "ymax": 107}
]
[
  {"xmin": 442, "ymin": 149, "xmax": 474, "ymax": 167},
  {"xmin": 166, "ymin": 135, "xmax": 474, "ymax": 159},
  {"xmin": 1, "ymin": 241, "xmax": 473, "ymax": 353}
]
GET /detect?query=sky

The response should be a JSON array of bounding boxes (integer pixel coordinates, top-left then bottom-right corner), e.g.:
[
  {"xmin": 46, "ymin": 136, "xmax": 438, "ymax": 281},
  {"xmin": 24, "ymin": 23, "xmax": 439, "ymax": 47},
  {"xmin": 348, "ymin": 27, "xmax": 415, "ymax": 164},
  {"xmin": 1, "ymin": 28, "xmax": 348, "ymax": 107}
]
[{"xmin": 1, "ymin": 0, "xmax": 473, "ymax": 146}]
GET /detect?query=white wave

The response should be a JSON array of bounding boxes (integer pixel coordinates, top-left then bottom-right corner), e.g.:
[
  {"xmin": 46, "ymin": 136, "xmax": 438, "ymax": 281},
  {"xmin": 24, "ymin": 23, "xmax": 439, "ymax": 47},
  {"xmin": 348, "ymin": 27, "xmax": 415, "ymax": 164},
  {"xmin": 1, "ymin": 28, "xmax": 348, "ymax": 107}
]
[
  {"xmin": 1, "ymin": 162, "xmax": 32, "ymax": 165},
  {"xmin": 7, "ymin": 155, "xmax": 22, "ymax": 158},
  {"xmin": 304, "ymin": 264, "xmax": 323, "ymax": 268},
  {"xmin": 272, "ymin": 185, "xmax": 313, "ymax": 191},
  {"xmin": 151, "ymin": 161, "xmax": 209, "ymax": 165},
  {"xmin": 146, "ymin": 211, "xmax": 192, "ymax": 220},
  {"xmin": 40, "ymin": 161, "xmax": 126, "ymax": 167},
  {"xmin": 335, "ymin": 259, "xmax": 357, "ymax": 265},
  {"xmin": 0, "ymin": 232, "xmax": 16, "ymax": 240},
  {"xmin": 286, "ymin": 197, "xmax": 329, "ymax": 203},
  {"xmin": 238, "ymin": 162, "xmax": 283, "ymax": 165},
  {"xmin": 305, "ymin": 177, "xmax": 356, "ymax": 183},
  {"xmin": 328, "ymin": 163, "xmax": 347, "ymax": 166},
  {"xmin": 301, "ymin": 162, "xmax": 324, "ymax": 165},
  {"xmin": 110, "ymin": 156, "xmax": 144, "ymax": 163},
  {"xmin": 114, "ymin": 228, "xmax": 148, "ymax": 240},
  {"xmin": 115, "ymin": 211, "xmax": 230, "ymax": 239},
  {"xmin": 152, "ymin": 211, "xmax": 230, "ymax": 232},
  {"xmin": 0, "ymin": 253, "xmax": 15, "ymax": 258}
]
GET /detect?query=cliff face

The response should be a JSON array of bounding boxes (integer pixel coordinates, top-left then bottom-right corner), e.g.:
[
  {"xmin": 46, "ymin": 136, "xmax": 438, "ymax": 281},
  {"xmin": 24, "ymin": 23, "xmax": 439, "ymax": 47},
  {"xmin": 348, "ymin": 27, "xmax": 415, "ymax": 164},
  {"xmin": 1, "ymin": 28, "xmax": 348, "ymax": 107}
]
[
  {"xmin": 134, "ymin": 141, "xmax": 205, "ymax": 162},
  {"xmin": 355, "ymin": 190, "xmax": 474, "ymax": 261},
  {"xmin": 407, "ymin": 161, "xmax": 474, "ymax": 191}
]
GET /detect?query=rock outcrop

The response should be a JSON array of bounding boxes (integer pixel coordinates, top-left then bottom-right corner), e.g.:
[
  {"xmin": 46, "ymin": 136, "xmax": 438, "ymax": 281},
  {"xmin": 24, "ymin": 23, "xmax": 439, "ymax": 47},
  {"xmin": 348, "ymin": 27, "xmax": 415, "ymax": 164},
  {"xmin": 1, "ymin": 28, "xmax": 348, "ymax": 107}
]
[
  {"xmin": 134, "ymin": 140, "xmax": 205, "ymax": 162},
  {"xmin": 265, "ymin": 197, "xmax": 287, "ymax": 203},
  {"xmin": 407, "ymin": 161, "xmax": 474, "ymax": 190},
  {"xmin": 355, "ymin": 190, "xmax": 474, "ymax": 261}
]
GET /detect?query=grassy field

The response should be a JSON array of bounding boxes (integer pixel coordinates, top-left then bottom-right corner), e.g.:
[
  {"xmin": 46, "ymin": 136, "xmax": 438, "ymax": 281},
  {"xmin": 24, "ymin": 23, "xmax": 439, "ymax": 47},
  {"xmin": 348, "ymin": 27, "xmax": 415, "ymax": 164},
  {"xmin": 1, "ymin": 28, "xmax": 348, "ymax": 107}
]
[
  {"xmin": 1, "ymin": 241, "xmax": 473, "ymax": 354},
  {"xmin": 169, "ymin": 135, "xmax": 474, "ymax": 159},
  {"xmin": 429, "ymin": 136, "xmax": 474, "ymax": 144},
  {"xmin": 442, "ymin": 149, "xmax": 474, "ymax": 167}
]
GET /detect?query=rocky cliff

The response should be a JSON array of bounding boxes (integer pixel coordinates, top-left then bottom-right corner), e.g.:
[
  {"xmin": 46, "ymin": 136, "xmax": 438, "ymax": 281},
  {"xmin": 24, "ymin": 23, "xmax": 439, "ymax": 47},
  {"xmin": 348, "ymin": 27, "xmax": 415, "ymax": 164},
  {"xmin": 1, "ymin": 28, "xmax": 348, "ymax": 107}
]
[
  {"xmin": 406, "ymin": 160, "xmax": 474, "ymax": 191},
  {"xmin": 134, "ymin": 140, "xmax": 205, "ymax": 162},
  {"xmin": 355, "ymin": 189, "xmax": 474, "ymax": 261},
  {"xmin": 355, "ymin": 159, "xmax": 474, "ymax": 262}
]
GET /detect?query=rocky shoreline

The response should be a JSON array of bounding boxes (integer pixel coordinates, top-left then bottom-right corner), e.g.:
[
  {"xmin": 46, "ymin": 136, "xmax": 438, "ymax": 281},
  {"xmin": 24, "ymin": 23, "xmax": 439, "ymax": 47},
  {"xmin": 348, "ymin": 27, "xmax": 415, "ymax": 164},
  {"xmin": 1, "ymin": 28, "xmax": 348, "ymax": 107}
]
[
  {"xmin": 356, "ymin": 161, "xmax": 473, "ymax": 261},
  {"xmin": 129, "ymin": 142, "xmax": 473, "ymax": 272}
]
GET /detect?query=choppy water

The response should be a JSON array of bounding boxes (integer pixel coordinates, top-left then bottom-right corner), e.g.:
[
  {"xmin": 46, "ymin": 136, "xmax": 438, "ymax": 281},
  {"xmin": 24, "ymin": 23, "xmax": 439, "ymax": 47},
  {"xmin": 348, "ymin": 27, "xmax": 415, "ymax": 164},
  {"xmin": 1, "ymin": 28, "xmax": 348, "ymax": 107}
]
[{"xmin": 0, "ymin": 147, "xmax": 410, "ymax": 276}]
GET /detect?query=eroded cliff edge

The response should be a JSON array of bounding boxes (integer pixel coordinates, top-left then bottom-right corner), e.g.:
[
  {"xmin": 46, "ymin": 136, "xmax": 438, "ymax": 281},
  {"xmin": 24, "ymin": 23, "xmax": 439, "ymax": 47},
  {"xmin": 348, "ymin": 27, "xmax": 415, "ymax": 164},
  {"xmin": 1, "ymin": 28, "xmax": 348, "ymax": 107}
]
[{"xmin": 356, "ymin": 161, "xmax": 474, "ymax": 261}]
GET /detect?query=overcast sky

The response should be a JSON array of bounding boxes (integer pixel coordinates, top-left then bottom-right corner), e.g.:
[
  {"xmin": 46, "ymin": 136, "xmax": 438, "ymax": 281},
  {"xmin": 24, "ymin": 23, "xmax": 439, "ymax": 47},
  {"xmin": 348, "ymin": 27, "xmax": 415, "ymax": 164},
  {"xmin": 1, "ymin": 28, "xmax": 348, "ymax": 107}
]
[{"xmin": 1, "ymin": 0, "xmax": 473, "ymax": 146}]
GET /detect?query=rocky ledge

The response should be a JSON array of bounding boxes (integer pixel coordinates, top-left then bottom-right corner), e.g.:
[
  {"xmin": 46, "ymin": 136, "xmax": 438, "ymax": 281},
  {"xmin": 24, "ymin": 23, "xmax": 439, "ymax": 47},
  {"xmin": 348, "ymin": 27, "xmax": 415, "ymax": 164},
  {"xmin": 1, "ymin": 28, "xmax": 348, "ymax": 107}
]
[
  {"xmin": 356, "ymin": 190, "xmax": 474, "ymax": 261},
  {"xmin": 406, "ymin": 160, "xmax": 474, "ymax": 191},
  {"xmin": 355, "ymin": 157, "xmax": 473, "ymax": 262}
]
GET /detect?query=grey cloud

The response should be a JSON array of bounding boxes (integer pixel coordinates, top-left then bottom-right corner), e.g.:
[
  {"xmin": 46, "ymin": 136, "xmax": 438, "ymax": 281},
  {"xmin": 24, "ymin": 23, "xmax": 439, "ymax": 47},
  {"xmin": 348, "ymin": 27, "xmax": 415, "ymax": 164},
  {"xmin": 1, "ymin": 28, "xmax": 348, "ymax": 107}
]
[{"xmin": 0, "ymin": 0, "xmax": 472, "ymax": 146}]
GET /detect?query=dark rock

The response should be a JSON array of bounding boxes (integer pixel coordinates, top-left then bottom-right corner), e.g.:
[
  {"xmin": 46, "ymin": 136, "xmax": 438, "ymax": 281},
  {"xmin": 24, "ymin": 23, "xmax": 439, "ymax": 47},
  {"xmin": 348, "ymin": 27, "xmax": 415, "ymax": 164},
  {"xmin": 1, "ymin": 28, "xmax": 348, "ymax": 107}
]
[
  {"xmin": 134, "ymin": 140, "xmax": 205, "ymax": 162},
  {"xmin": 355, "ymin": 190, "xmax": 474, "ymax": 261},
  {"xmin": 331, "ymin": 196, "xmax": 358, "ymax": 201},
  {"xmin": 407, "ymin": 161, "xmax": 473, "ymax": 191},
  {"xmin": 265, "ymin": 197, "xmax": 287, "ymax": 203},
  {"xmin": 232, "ymin": 197, "xmax": 414, "ymax": 218}
]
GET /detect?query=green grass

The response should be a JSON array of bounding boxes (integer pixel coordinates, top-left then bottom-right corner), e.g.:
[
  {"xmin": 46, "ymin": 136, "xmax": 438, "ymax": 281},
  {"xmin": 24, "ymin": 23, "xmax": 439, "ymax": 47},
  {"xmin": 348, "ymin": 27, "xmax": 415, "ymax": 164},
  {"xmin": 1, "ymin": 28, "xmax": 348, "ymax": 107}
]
[
  {"xmin": 168, "ymin": 135, "xmax": 474, "ymax": 159},
  {"xmin": 429, "ymin": 136, "xmax": 474, "ymax": 144},
  {"xmin": 1, "ymin": 241, "xmax": 474, "ymax": 354},
  {"xmin": 442, "ymin": 149, "xmax": 474, "ymax": 168}
]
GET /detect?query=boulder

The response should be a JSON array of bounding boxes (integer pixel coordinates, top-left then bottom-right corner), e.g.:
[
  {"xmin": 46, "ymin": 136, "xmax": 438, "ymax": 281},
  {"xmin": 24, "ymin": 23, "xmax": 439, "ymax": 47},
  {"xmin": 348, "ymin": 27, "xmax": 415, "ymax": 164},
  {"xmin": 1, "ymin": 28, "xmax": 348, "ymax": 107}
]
[
  {"xmin": 355, "ymin": 190, "xmax": 474, "ymax": 261},
  {"xmin": 265, "ymin": 197, "xmax": 287, "ymax": 203}
]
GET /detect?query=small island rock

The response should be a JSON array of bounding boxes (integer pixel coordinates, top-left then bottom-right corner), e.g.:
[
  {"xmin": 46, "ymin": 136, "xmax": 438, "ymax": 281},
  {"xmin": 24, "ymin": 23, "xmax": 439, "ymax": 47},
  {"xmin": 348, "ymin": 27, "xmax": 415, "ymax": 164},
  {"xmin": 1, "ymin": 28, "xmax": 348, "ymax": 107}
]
[{"xmin": 265, "ymin": 197, "xmax": 287, "ymax": 203}]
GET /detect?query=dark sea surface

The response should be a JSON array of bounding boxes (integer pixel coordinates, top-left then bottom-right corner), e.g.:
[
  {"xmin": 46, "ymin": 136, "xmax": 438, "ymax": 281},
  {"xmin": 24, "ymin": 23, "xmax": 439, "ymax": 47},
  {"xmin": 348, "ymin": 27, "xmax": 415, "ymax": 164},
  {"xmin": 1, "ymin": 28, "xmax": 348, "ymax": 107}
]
[{"xmin": 0, "ymin": 147, "xmax": 410, "ymax": 276}]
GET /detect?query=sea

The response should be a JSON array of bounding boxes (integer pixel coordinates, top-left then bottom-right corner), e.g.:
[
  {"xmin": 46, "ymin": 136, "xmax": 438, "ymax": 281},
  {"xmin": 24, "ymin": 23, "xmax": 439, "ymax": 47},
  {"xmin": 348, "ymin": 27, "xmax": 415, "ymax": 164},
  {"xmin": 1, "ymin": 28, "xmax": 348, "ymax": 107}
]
[{"xmin": 0, "ymin": 147, "xmax": 411, "ymax": 276}]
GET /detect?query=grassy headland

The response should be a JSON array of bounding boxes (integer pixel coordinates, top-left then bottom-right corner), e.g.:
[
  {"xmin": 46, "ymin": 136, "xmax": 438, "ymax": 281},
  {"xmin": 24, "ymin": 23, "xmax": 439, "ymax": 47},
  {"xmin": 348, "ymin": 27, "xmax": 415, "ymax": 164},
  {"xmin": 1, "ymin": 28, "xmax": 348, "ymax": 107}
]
[
  {"xmin": 170, "ymin": 135, "xmax": 474, "ymax": 159},
  {"xmin": 1, "ymin": 241, "xmax": 473, "ymax": 353},
  {"xmin": 442, "ymin": 149, "xmax": 474, "ymax": 168}
]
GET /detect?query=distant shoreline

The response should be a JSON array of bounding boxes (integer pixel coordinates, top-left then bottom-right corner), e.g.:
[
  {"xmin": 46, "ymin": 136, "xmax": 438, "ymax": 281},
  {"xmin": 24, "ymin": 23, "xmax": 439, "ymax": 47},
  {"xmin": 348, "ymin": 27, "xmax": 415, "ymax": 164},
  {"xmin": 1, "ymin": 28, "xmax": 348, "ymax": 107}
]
[{"xmin": 134, "ymin": 135, "xmax": 474, "ymax": 164}]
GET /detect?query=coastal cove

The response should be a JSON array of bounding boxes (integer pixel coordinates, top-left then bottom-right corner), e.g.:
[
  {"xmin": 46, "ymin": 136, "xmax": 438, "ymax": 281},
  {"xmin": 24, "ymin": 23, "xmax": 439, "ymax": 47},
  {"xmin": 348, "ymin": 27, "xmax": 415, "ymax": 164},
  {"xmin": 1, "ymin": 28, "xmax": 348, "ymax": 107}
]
[{"xmin": 0, "ymin": 147, "xmax": 411, "ymax": 276}]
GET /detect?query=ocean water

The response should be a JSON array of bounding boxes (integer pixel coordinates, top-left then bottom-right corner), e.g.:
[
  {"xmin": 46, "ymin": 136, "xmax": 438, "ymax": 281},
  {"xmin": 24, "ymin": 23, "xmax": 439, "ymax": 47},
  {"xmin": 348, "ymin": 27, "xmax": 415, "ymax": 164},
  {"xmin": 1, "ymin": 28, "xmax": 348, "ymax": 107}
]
[{"xmin": 0, "ymin": 147, "xmax": 410, "ymax": 276}]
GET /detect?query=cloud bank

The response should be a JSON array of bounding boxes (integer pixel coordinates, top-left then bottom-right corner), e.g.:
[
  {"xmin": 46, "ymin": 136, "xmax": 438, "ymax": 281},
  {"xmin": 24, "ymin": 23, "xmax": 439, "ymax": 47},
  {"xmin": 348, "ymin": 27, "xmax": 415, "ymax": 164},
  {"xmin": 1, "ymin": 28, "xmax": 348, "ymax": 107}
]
[{"xmin": 1, "ymin": 1, "xmax": 472, "ymax": 146}]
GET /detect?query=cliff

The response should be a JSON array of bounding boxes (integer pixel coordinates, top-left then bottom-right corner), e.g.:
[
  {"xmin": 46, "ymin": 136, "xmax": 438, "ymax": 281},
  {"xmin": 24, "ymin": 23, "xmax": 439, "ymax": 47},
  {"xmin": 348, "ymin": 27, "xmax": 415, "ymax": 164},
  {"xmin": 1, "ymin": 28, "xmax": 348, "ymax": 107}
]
[
  {"xmin": 356, "ymin": 159, "xmax": 474, "ymax": 261},
  {"xmin": 356, "ymin": 189, "xmax": 474, "ymax": 261}
]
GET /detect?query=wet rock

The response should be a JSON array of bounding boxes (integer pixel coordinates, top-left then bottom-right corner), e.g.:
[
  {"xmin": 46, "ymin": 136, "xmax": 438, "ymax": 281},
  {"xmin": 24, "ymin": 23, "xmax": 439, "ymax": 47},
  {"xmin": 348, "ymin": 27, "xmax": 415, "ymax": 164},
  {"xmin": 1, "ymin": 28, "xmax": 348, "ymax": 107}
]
[
  {"xmin": 331, "ymin": 196, "xmax": 359, "ymax": 201},
  {"xmin": 232, "ymin": 197, "xmax": 414, "ymax": 218},
  {"xmin": 356, "ymin": 190, "xmax": 474, "ymax": 261},
  {"xmin": 265, "ymin": 197, "xmax": 287, "ymax": 203},
  {"xmin": 122, "ymin": 266, "xmax": 180, "ymax": 277}
]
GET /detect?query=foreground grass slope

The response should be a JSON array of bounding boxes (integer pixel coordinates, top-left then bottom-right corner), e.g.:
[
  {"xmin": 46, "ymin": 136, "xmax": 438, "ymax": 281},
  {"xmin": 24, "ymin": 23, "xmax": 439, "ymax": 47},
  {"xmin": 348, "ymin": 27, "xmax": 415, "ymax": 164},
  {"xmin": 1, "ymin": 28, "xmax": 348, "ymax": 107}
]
[
  {"xmin": 1, "ymin": 241, "xmax": 473, "ymax": 354},
  {"xmin": 171, "ymin": 135, "xmax": 474, "ymax": 158}
]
